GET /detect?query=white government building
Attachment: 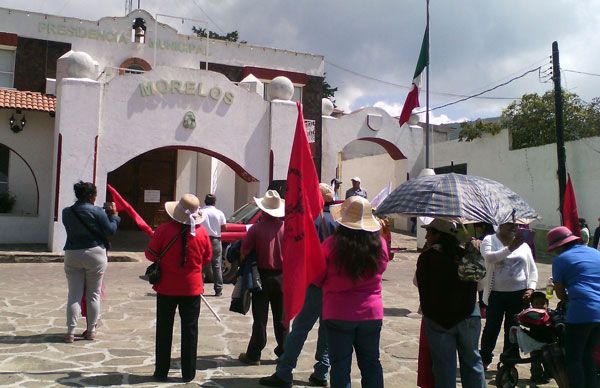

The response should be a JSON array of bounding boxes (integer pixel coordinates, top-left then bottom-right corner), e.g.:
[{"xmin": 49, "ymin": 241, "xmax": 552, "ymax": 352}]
[{"xmin": 0, "ymin": 6, "xmax": 422, "ymax": 251}]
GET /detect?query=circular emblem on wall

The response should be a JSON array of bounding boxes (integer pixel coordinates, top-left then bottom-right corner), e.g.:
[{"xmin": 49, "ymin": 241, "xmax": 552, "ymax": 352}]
[{"xmin": 183, "ymin": 111, "xmax": 196, "ymax": 129}]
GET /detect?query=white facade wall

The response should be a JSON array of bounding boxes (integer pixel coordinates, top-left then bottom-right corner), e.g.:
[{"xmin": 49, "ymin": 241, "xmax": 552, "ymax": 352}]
[
  {"xmin": 340, "ymin": 152, "xmax": 408, "ymax": 201},
  {"xmin": 420, "ymin": 129, "xmax": 600, "ymax": 229},
  {"xmin": 0, "ymin": 111, "xmax": 55, "ymax": 243},
  {"xmin": 0, "ymin": 7, "xmax": 324, "ymax": 78}
]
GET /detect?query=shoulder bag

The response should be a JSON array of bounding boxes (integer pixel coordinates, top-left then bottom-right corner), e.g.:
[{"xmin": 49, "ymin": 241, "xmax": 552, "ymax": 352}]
[{"xmin": 144, "ymin": 227, "xmax": 186, "ymax": 285}]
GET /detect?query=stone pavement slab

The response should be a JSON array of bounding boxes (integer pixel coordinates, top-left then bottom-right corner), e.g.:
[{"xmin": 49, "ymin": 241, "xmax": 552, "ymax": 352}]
[{"xmin": 0, "ymin": 233, "xmax": 559, "ymax": 387}]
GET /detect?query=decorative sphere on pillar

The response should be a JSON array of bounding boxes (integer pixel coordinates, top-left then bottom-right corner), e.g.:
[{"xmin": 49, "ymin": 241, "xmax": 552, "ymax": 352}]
[
  {"xmin": 322, "ymin": 98, "xmax": 334, "ymax": 116},
  {"xmin": 59, "ymin": 51, "xmax": 98, "ymax": 79},
  {"xmin": 408, "ymin": 113, "xmax": 420, "ymax": 125},
  {"xmin": 269, "ymin": 76, "xmax": 294, "ymax": 100}
]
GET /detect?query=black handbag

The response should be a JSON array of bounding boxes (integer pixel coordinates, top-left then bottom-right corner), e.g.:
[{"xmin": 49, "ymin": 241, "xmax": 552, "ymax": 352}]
[
  {"xmin": 70, "ymin": 205, "xmax": 112, "ymax": 249},
  {"xmin": 144, "ymin": 227, "xmax": 186, "ymax": 285}
]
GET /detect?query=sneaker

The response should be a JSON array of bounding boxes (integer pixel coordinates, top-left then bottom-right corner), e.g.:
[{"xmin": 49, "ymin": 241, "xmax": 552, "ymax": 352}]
[
  {"xmin": 84, "ymin": 330, "xmax": 96, "ymax": 341},
  {"xmin": 258, "ymin": 373, "xmax": 292, "ymax": 387},
  {"xmin": 215, "ymin": 291, "xmax": 222, "ymax": 297},
  {"xmin": 308, "ymin": 373, "xmax": 328, "ymax": 387},
  {"xmin": 238, "ymin": 352, "xmax": 260, "ymax": 366},
  {"xmin": 64, "ymin": 334, "xmax": 75, "ymax": 343}
]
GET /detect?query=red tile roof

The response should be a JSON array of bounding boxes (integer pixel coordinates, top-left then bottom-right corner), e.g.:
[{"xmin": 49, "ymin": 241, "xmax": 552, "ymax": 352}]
[{"xmin": 0, "ymin": 89, "xmax": 56, "ymax": 113}]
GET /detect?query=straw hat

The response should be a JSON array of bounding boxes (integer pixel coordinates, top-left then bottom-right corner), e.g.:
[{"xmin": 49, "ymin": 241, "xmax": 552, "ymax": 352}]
[
  {"xmin": 254, "ymin": 190, "xmax": 285, "ymax": 218},
  {"xmin": 421, "ymin": 218, "xmax": 466, "ymax": 242},
  {"xmin": 330, "ymin": 196, "xmax": 381, "ymax": 232},
  {"xmin": 546, "ymin": 226, "xmax": 582, "ymax": 252},
  {"xmin": 319, "ymin": 183, "xmax": 335, "ymax": 203},
  {"xmin": 164, "ymin": 194, "xmax": 206, "ymax": 225}
]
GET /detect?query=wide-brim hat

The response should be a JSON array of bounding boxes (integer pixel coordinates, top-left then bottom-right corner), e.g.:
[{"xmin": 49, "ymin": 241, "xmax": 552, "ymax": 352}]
[
  {"xmin": 331, "ymin": 178, "xmax": 342, "ymax": 184},
  {"xmin": 330, "ymin": 196, "xmax": 380, "ymax": 232},
  {"xmin": 319, "ymin": 183, "xmax": 335, "ymax": 203},
  {"xmin": 254, "ymin": 190, "xmax": 285, "ymax": 218},
  {"xmin": 164, "ymin": 194, "xmax": 206, "ymax": 225},
  {"xmin": 546, "ymin": 226, "xmax": 582, "ymax": 252},
  {"xmin": 421, "ymin": 218, "xmax": 466, "ymax": 242}
]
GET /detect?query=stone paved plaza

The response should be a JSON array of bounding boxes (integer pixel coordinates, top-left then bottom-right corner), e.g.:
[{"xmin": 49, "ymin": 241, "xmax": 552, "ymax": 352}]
[{"xmin": 0, "ymin": 234, "xmax": 558, "ymax": 387}]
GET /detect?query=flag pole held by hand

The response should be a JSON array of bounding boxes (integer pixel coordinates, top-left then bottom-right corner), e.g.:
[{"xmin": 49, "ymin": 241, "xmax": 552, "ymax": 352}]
[{"xmin": 201, "ymin": 295, "xmax": 221, "ymax": 322}]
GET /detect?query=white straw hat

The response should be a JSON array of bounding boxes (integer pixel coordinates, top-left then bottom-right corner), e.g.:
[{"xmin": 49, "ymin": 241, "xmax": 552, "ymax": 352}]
[
  {"xmin": 330, "ymin": 196, "xmax": 381, "ymax": 232},
  {"xmin": 164, "ymin": 194, "xmax": 206, "ymax": 225},
  {"xmin": 254, "ymin": 190, "xmax": 285, "ymax": 218}
]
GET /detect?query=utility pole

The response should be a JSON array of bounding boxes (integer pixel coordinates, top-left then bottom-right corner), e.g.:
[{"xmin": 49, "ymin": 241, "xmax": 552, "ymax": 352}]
[{"xmin": 552, "ymin": 41, "xmax": 567, "ymax": 220}]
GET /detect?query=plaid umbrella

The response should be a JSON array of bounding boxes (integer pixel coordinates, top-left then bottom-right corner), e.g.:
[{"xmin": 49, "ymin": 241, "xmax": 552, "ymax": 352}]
[{"xmin": 375, "ymin": 173, "xmax": 538, "ymax": 225}]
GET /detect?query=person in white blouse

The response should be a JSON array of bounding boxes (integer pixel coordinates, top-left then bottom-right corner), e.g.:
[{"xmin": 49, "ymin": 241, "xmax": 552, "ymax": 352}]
[{"xmin": 479, "ymin": 222, "xmax": 538, "ymax": 371}]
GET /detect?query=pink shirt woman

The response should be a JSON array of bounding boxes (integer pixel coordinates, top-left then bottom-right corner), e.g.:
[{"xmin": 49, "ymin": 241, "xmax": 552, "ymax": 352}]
[{"xmin": 315, "ymin": 196, "xmax": 388, "ymax": 388}]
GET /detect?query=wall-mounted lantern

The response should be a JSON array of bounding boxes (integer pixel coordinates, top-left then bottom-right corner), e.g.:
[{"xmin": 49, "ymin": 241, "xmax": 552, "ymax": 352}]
[{"xmin": 9, "ymin": 113, "xmax": 26, "ymax": 133}]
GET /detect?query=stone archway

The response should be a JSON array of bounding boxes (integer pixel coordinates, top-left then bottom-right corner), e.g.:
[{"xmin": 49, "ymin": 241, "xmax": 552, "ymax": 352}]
[{"xmin": 321, "ymin": 106, "xmax": 423, "ymax": 185}]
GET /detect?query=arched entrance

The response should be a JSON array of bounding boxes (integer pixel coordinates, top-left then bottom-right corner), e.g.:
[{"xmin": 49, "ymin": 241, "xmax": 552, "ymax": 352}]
[{"xmin": 106, "ymin": 145, "xmax": 259, "ymax": 250}]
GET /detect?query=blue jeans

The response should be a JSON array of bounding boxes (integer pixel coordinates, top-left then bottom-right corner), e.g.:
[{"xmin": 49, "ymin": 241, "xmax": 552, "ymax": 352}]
[
  {"xmin": 423, "ymin": 316, "xmax": 486, "ymax": 388},
  {"xmin": 564, "ymin": 322, "xmax": 600, "ymax": 388},
  {"xmin": 275, "ymin": 285, "xmax": 329, "ymax": 383},
  {"xmin": 480, "ymin": 290, "xmax": 524, "ymax": 365},
  {"xmin": 324, "ymin": 319, "xmax": 383, "ymax": 388}
]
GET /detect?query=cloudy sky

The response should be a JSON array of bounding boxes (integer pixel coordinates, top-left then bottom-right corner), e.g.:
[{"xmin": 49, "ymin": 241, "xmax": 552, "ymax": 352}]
[{"xmin": 1, "ymin": 0, "xmax": 599, "ymax": 124}]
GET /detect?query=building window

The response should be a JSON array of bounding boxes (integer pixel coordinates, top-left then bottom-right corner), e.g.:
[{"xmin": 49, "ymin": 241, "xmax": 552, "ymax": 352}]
[
  {"xmin": 263, "ymin": 82, "xmax": 303, "ymax": 103},
  {"xmin": 0, "ymin": 48, "xmax": 16, "ymax": 88},
  {"xmin": 118, "ymin": 57, "xmax": 152, "ymax": 75},
  {"xmin": 0, "ymin": 144, "xmax": 9, "ymax": 193}
]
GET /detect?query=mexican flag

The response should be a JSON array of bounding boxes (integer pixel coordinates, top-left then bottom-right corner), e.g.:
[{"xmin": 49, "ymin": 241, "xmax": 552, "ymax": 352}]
[{"xmin": 399, "ymin": 28, "xmax": 429, "ymax": 127}]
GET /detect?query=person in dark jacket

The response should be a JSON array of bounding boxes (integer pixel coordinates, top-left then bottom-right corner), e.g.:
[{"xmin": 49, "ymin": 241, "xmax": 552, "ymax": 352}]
[
  {"xmin": 145, "ymin": 194, "xmax": 212, "ymax": 383},
  {"xmin": 62, "ymin": 181, "xmax": 120, "ymax": 343},
  {"xmin": 416, "ymin": 218, "xmax": 485, "ymax": 387}
]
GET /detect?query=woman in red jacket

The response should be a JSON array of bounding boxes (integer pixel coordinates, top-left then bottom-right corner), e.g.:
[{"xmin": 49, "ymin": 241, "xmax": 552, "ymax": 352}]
[{"xmin": 145, "ymin": 194, "xmax": 212, "ymax": 383}]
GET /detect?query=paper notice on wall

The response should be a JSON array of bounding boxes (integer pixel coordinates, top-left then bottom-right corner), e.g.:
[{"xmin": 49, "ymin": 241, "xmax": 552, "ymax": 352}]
[
  {"xmin": 144, "ymin": 190, "xmax": 160, "ymax": 203},
  {"xmin": 304, "ymin": 119, "xmax": 315, "ymax": 143}
]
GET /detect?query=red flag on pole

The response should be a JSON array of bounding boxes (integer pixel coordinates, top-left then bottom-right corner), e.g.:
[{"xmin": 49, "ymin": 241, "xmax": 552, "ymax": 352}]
[
  {"xmin": 562, "ymin": 174, "xmax": 581, "ymax": 237},
  {"xmin": 282, "ymin": 102, "xmax": 325, "ymax": 324},
  {"xmin": 107, "ymin": 184, "xmax": 154, "ymax": 237}
]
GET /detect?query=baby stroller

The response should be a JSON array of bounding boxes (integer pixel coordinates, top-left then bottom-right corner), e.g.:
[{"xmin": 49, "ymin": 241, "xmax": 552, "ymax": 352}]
[{"xmin": 495, "ymin": 301, "xmax": 568, "ymax": 388}]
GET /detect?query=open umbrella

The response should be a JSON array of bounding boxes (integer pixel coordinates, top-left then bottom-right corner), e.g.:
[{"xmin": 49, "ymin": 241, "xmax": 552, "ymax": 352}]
[{"xmin": 375, "ymin": 173, "xmax": 537, "ymax": 225}]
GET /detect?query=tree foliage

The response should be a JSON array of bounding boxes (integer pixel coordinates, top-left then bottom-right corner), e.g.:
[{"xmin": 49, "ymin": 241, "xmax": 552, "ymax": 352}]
[
  {"xmin": 458, "ymin": 91, "xmax": 600, "ymax": 149},
  {"xmin": 322, "ymin": 72, "xmax": 338, "ymax": 105},
  {"xmin": 192, "ymin": 27, "xmax": 246, "ymax": 43}
]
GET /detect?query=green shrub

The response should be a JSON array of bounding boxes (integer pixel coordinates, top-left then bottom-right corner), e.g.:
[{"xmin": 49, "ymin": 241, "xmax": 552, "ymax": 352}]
[{"xmin": 0, "ymin": 191, "xmax": 16, "ymax": 213}]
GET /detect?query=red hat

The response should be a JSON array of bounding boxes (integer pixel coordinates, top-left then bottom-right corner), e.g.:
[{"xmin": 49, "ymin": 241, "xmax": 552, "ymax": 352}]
[{"xmin": 546, "ymin": 226, "xmax": 582, "ymax": 252}]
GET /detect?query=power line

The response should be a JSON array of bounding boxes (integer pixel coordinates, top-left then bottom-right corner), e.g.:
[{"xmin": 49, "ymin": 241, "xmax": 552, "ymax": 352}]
[
  {"xmin": 562, "ymin": 68, "xmax": 600, "ymax": 78},
  {"xmin": 418, "ymin": 66, "xmax": 542, "ymax": 113},
  {"xmin": 190, "ymin": 0, "xmax": 226, "ymax": 34},
  {"xmin": 325, "ymin": 59, "xmax": 519, "ymax": 101}
]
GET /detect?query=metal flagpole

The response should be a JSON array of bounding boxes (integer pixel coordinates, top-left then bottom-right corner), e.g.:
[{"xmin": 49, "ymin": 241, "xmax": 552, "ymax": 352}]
[{"xmin": 425, "ymin": 0, "xmax": 430, "ymax": 168}]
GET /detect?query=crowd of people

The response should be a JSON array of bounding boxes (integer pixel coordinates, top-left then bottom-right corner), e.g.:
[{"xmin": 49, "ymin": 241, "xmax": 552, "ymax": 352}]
[{"xmin": 60, "ymin": 180, "xmax": 600, "ymax": 387}]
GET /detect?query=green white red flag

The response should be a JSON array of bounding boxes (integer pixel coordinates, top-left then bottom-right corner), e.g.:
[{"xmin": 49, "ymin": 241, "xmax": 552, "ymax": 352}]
[{"xmin": 399, "ymin": 28, "xmax": 429, "ymax": 127}]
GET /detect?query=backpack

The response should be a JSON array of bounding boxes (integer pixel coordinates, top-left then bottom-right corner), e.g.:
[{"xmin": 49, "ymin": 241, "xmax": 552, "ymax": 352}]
[{"xmin": 457, "ymin": 241, "xmax": 486, "ymax": 282}]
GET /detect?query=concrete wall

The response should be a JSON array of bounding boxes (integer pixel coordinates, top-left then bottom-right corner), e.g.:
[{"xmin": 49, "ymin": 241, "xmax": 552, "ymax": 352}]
[
  {"xmin": 340, "ymin": 151, "xmax": 408, "ymax": 201},
  {"xmin": 0, "ymin": 110, "xmax": 54, "ymax": 243},
  {"xmin": 416, "ymin": 129, "xmax": 600, "ymax": 229}
]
